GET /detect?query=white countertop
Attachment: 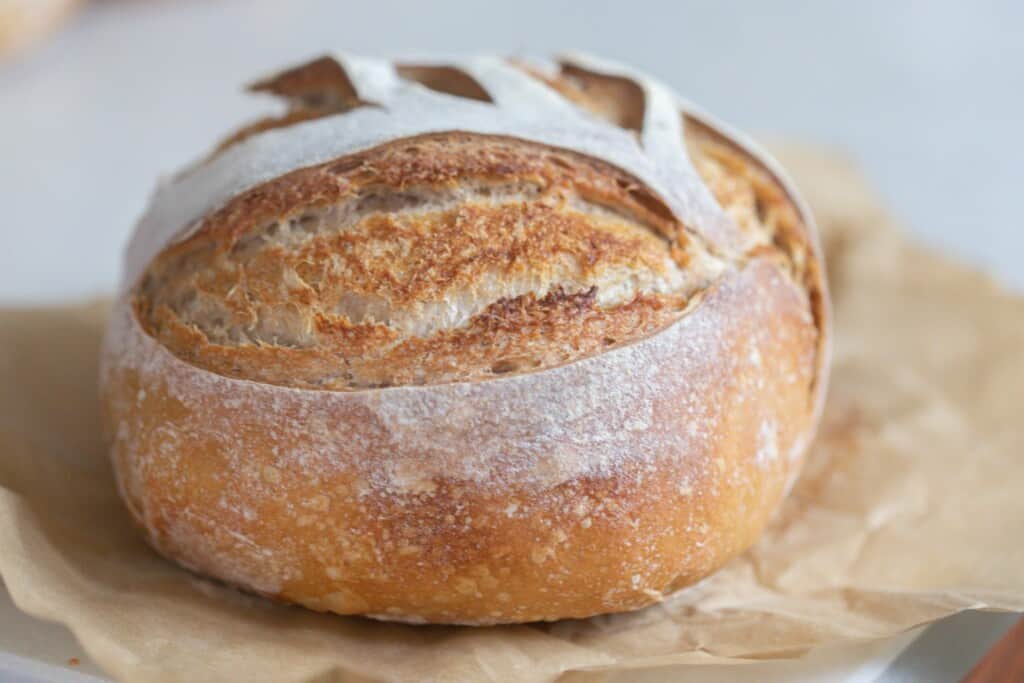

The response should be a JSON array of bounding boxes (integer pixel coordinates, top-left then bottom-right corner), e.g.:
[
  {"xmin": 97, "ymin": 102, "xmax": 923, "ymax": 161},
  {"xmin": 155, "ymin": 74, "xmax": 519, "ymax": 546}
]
[{"xmin": 0, "ymin": 1, "xmax": 1019, "ymax": 680}]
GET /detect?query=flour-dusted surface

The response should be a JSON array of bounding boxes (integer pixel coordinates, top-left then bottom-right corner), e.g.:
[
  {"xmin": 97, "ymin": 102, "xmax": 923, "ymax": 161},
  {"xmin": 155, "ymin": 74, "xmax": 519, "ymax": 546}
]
[
  {"xmin": 123, "ymin": 54, "xmax": 751, "ymax": 291},
  {"xmin": 9, "ymin": 144, "xmax": 1023, "ymax": 683},
  {"xmin": 102, "ymin": 254, "xmax": 817, "ymax": 623},
  {"xmin": 129, "ymin": 55, "xmax": 828, "ymax": 394},
  {"xmin": 99, "ymin": 53, "xmax": 827, "ymax": 624}
]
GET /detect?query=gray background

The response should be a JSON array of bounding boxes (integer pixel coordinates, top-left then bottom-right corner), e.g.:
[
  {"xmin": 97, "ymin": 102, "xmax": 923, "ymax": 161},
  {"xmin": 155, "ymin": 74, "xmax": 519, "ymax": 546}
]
[
  {"xmin": 0, "ymin": 0, "xmax": 1020, "ymax": 680},
  {"xmin": 0, "ymin": 0, "xmax": 1022, "ymax": 300}
]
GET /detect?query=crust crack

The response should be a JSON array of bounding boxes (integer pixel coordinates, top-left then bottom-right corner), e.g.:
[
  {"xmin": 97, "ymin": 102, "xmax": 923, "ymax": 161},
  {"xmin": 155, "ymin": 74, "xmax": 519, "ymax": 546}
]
[{"xmin": 138, "ymin": 125, "xmax": 820, "ymax": 392}]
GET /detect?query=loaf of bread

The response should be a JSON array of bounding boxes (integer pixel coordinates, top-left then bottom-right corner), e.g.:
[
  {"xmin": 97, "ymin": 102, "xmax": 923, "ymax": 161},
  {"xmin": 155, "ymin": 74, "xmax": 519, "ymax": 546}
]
[{"xmin": 100, "ymin": 53, "xmax": 830, "ymax": 624}]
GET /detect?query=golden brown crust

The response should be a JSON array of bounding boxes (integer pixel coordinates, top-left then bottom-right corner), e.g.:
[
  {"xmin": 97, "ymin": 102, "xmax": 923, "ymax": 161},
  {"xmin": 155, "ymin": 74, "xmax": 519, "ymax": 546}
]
[
  {"xmin": 137, "ymin": 133, "xmax": 719, "ymax": 389},
  {"xmin": 103, "ymin": 256, "xmax": 817, "ymax": 624},
  {"xmin": 101, "ymin": 54, "xmax": 830, "ymax": 625},
  {"xmin": 512, "ymin": 61, "xmax": 645, "ymax": 131},
  {"xmin": 250, "ymin": 55, "xmax": 364, "ymax": 109},
  {"xmin": 136, "ymin": 126, "xmax": 817, "ymax": 391},
  {"xmin": 183, "ymin": 132, "xmax": 686, "ymax": 251},
  {"xmin": 683, "ymin": 116, "xmax": 829, "ymax": 400},
  {"xmin": 395, "ymin": 64, "xmax": 494, "ymax": 102}
]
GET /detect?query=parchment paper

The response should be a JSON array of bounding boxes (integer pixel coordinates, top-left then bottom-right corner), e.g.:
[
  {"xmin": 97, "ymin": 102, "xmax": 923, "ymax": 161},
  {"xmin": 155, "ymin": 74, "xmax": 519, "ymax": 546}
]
[{"xmin": 1, "ymin": 146, "xmax": 1022, "ymax": 682}]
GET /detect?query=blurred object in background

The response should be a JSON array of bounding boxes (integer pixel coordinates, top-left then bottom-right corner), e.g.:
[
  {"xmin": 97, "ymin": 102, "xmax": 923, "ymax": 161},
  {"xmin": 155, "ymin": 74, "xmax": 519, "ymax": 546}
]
[{"xmin": 0, "ymin": 0, "xmax": 81, "ymax": 60}]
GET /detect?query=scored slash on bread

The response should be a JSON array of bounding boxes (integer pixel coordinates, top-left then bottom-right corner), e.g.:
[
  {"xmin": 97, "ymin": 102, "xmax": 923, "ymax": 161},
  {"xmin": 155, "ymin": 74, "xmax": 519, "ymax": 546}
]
[
  {"xmin": 140, "ymin": 135, "xmax": 713, "ymax": 389},
  {"xmin": 101, "ymin": 53, "xmax": 830, "ymax": 624}
]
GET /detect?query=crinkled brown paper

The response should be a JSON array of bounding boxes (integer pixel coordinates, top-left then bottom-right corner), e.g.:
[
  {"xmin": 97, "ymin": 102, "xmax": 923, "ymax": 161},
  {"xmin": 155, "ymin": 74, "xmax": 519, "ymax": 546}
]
[{"xmin": 1, "ymin": 146, "xmax": 1022, "ymax": 682}]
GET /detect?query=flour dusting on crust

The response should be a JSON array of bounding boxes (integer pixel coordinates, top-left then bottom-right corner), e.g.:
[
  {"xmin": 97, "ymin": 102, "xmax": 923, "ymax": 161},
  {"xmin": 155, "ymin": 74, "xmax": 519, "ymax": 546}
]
[
  {"xmin": 100, "ymin": 52, "xmax": 829, "ymax": 624},
  {"xmin": 123, "ymin": 54, "xmax": 762, "ymax": 291}
]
